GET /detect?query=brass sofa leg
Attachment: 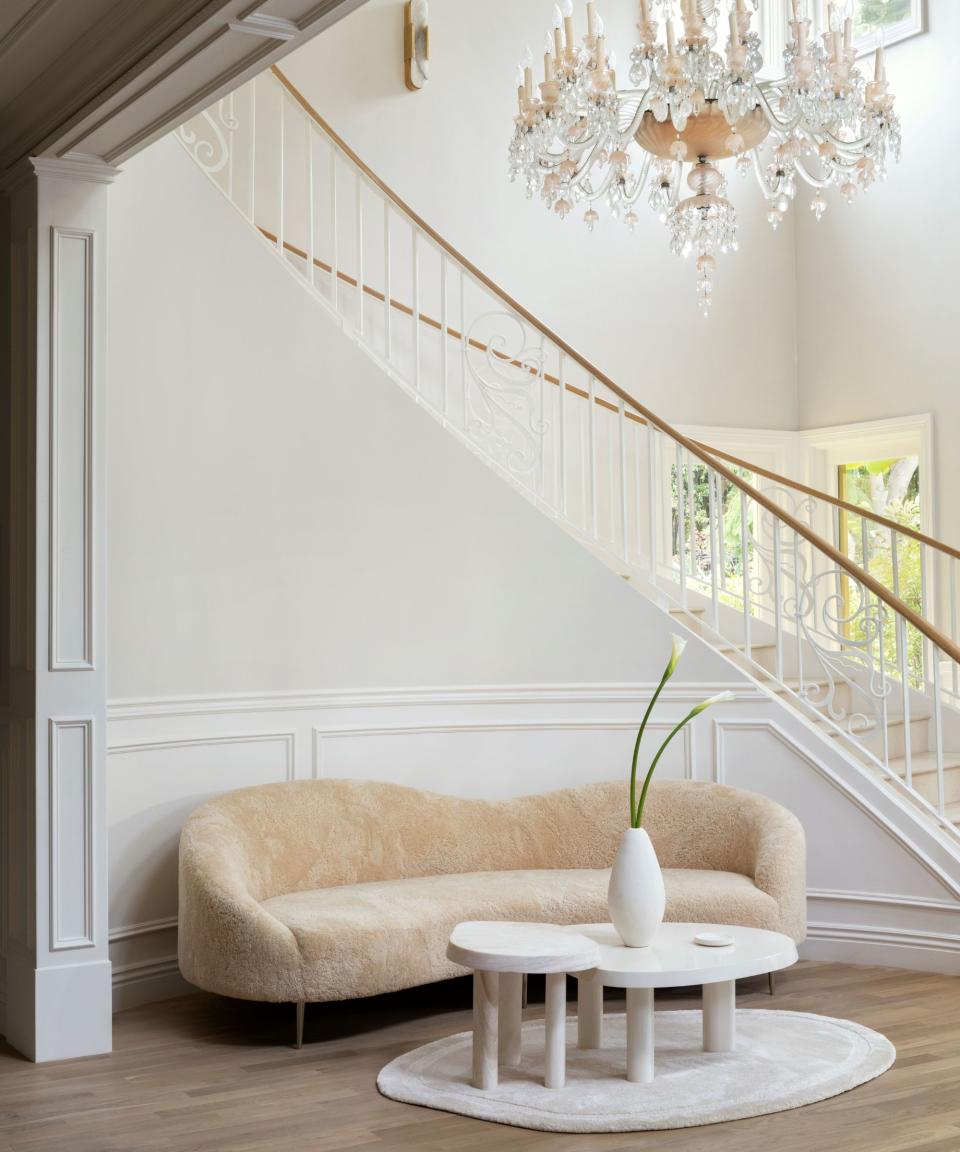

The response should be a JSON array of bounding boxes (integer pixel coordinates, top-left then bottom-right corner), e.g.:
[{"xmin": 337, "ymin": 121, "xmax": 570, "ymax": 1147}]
[
  {"xmin": 768, "ymin": 972, "xmax": 775, "ymax": 996},
  {"xmin": 295, "ymin": 1001, "xmax": 305, "ymax": 1048}
]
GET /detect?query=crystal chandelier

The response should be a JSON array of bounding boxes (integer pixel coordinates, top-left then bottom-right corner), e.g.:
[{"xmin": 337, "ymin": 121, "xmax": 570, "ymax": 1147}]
[{"xmin": 508, "ymin": 0, "xmax": 901, "ymax": 312}]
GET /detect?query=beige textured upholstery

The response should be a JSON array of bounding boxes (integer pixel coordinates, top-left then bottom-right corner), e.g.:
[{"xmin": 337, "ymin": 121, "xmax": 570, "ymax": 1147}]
[{"xmin": 178, "ymin": 779, "xmax": 806, "ymax": 1004}]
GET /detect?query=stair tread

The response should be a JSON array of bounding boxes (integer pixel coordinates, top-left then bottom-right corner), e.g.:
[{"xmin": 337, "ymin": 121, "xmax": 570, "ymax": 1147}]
[{"xmin": 886, "ymin": 751, "xmax": 960, "ymax": 775}]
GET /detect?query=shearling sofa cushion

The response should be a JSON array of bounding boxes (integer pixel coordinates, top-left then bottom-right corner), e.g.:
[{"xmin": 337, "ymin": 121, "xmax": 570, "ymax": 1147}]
[
  {"xmin": 178, "ymin": 778, "xmax": 806, "ymax": 1004},
  {"xmin": 260, "ymin": 868, "xmax": 781, "ymax": 1002}
]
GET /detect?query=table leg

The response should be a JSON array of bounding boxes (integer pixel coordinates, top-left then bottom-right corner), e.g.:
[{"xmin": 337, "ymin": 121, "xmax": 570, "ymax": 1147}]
[
  {"xmin": 472, "ymin": 970, "xmax": 499, "ymax": 1090},
  {"xmin": 499, "ymin": 971, "xmax": 523, "ymax": 1069},
  {"xmin": 544, "ymin": 971, "xmax": 567, "ymax": 1089},
  {"xmin": 577, "ymin": 974, "xmax": 604, "ymax": 1050},
  {"xmin": 702, "ymin": 979, "xmax": 736, "ymax": 1053},
  {"xmin": 626, "ymin": 987, "xmax": 655, "ymax": 1084}
]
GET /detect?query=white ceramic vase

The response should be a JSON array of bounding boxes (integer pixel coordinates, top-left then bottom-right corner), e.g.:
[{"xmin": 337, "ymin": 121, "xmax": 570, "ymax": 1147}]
[{"xmin": 607, "ymin": 827, "xmax": 666, "ymax": 948}]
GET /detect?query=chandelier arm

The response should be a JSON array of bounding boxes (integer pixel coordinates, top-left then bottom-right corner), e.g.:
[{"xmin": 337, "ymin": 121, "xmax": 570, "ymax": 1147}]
[
  {"xmin": 749, "ymin": 150, "xmax": 785, "ymax": 200},
  {"xmin": 792, "ymin": 159, "xmax": 836, "ymax": 189},
  {"xmin": 753, "ymin": 84, "xmax": 805, "ymax": 135}
]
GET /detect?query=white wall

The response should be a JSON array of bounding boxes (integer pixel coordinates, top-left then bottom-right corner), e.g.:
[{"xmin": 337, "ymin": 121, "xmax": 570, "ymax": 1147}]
[
  {"xmin": 279, "ymin": 0, "xmax": 799, "ymax": 432},
  {"xmin": 796, "ymin": 0, "xmax": 958, "ymax": 545},
  {"xmin": 104, "ymin": 135, "xmax": 960, "ymax": 1009}
]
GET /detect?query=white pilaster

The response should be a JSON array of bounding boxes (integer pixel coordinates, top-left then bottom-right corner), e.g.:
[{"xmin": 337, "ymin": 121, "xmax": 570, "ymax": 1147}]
[{"xmin": 1, "ymin": 154, "xmax": 117, "ymax": 1061}]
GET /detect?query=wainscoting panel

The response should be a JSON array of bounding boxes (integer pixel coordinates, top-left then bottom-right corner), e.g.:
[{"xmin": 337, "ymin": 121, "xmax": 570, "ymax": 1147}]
[
  {"xmin": 105, "ymin": 683, "xmax": 960, "ymax": 1008},
  {"xmin": 107, "ymin": 732, "xmax": 295, "ymax": 939}
]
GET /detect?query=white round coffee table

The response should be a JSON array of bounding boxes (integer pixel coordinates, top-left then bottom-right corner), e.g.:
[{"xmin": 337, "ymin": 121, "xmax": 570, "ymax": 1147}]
[
  {"xmin": 569, "ymin": 922, "xmax": 798, "ymax": 1084},
  {"xmin": 447, "ymin": 921, "xmax": 600, "ymax": 1091}
]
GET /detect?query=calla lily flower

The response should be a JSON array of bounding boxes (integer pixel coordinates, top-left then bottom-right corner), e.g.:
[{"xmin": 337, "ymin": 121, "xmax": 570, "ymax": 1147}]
[{"xmin": 629, "ymin": 643, "xmax": 734, "ymax": 828}]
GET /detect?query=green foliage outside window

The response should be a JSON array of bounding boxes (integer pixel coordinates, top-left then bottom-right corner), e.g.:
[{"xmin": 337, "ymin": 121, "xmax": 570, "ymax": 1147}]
[{"xmin": 856, "ymin": 0, "xmax": 912, "ymax": 35}]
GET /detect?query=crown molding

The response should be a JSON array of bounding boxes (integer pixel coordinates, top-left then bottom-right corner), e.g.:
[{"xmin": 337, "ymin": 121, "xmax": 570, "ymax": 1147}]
[{"xmin": 31, "ymin": 155, "xmax": 121, "ymax": 185}]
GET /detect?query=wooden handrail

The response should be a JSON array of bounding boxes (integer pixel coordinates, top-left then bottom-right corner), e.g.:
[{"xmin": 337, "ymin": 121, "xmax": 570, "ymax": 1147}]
[
  {"xmin": 696, "ymin": 443, "xmax": 960, "ymax": 563},
  {"xmin": 271, "ymin": 65, "xmax": 960, "ymax": 666}
]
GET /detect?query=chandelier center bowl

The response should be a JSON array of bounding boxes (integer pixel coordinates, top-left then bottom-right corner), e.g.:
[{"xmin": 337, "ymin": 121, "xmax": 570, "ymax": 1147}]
[{"xmin": 634, "ymin": 103, "xmax": 770, "ymax": 163}]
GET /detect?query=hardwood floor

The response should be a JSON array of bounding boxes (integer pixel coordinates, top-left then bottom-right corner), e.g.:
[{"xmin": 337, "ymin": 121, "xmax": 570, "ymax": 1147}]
[{"xmin": 0, "ymin": 962, "xmax": 958, "ymax": 1152}]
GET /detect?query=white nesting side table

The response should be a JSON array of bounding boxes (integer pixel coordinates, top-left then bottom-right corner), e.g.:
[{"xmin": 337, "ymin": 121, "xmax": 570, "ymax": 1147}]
[
  {"xmin": 447, "ymin": 921, "xmax": 601, "ymax": 1091},
  {"xmin": 569, "ymin": 922, "xmax": 798, "ymax": 1084}
]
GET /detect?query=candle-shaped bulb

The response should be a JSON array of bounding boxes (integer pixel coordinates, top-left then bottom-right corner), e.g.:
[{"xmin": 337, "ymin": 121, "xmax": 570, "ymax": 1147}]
[
  {"xmin": 516, "ymin": 65, "xmax": 525, "ymax": 87},
  {"xmin": 595, "ymin": 11, "xmax": 604, "ymax": 35},
  {"xmin": 522, "ymin": 45, "xmax": 533, "ymax": 67},
  {"xmin": 875, "ymin": 41, "xmax": 886, "ymax": 82},
  {"xmin": 562, "ymin": 0, "xmax": 573, "ymax": 16},
  {"xmin": 553, "ymin": 4, "xmax": 563, "ymax": 27}
]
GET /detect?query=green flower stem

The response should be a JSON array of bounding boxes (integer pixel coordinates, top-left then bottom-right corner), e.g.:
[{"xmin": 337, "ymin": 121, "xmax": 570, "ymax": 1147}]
[
  {"xmin": 629, "ymin": 665, "xmax": 671, "ymax": 829},
  {"xmin": 634, "ymin": 706, "xmax": 701, "ymax": 829}
]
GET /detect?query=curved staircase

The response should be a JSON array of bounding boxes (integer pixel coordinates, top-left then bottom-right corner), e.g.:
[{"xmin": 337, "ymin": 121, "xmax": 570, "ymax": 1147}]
[{"xmin": 175, "ymin": 68, "xmax": 960, "ymax": 845}]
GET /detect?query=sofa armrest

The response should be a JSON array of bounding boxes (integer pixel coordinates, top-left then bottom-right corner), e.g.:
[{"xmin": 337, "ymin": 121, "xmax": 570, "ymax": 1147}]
[
  {"xmin": 178, "ymin": 829, "xmax": 304, "ymax": 1003},
  {"xmin": 749, "ymin": 799, "xmax": 807, "ymax": 944}
]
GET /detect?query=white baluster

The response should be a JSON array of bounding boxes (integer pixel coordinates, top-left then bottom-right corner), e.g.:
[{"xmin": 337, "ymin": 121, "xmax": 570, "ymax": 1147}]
[
  {"xmin": 355, "ymin": 174, "xmax": 364, "ymax": 336},
  {"xmin": 879, "ymin": 606, "xmax": 889, "ymax": 771},
  {"xmin": 330, "ymin": 147, "xmax": 339, "ymax": 308},
  {"xmin": 307, "ymin": 126, "xmax": 315, "ymax": 289},
  {"xmin": 618, "ymin": 398, "xmax": 628, "ymax": 562},
  {"xmin": 588, "ymin": 376, "xmax": 597, "ymax": 539},
  {"xmin": 459, "ymin": 268, "xmax": 467, "ymax": 424},
  {"xmin": 687, "ymin": 457, "xmax": 696, "ymax": 585},
  {"xmin": 648, "ymin": 425, "xmax": 658, "ymax": 587},
  {"xmin": 558, "ymin": 353, "xmax": 567, "ymax": 519},
  {"xmin": 741, "ymin": 490, "xmax": 751, "ymax": 661},
  {"xmin": 716, "ymin": 473, "xmax": 727, "ymax": 595},
  {"xmin": 676, "ymin": 444, "xmax": 687, "ymax": 609},
  {"xmin": 920, "ymin": 545, "xmax": 930, "ymax": 688},
  {"xmin": 383, "ymin": 202, "xmax": 392, "ymax": 362},
  {"xmin": 774, "ymin": 520, "xmax": 784, "ymax": 683},
  {"xmin": 952, "ymin": 562, "xmax": 959, "ymax": 699},
  {"xmin": 227, "ymin": 91, "xmax": 235, "ymax": 202},
  {"xmin": 794, "ymin": 536, "xmax": 804, "ymax": 697},
  {"xmin": 708, "ymin": 466, "xmax": 720, "ymax": 634},
  {"xmin": 278, "ymin": 90, "xmax": 285, "ymax": 258},
  {"xmin": 933, "ymin": 648, "xmax": 945, "ymax": 817},
  {"xmin": 412, "ymin": 229, "xmax": 421, "ymax": 392},
  {"xmin": 249, "ymin": 78, "xmax": 257, "ymax": 223},
  {"xmin": 897, "ymin": 613, "xmax": 912, "ymax": 790},
  {"xmin": 440, "ymin": 254, "xmax": 449, "ymax": 417}
]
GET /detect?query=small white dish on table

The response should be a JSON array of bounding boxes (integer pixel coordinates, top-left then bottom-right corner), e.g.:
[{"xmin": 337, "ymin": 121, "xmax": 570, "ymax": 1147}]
[
  {"xmin": 447, "ymin": 921, "xmax": 601, "ymax": 1091},
  {"xmin": 569, "ymin": 922, "xmax": 798, "ymax": 1084}
]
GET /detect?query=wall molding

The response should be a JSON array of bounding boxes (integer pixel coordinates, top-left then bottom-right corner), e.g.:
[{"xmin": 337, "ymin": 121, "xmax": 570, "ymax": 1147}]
[
  {"xmin": 714, "ymin": 717, "xmax": 960, "ymax": 901},
  {"xmin": 48, "ymin": 225, "xmax": 95, "ymax": 671},
  {"xmin": 49, "ymin": 718, "xmax": 95, "ymax": 951},
  {"xmin": 107, "ymin": 681, "xmax": 764, "ymax": 723},
  {"xmin": 312, "ymin": 719, "xmax": 693, "ymax": 781},
  {"xmin": 107, "ymin": 730, "xmax": 297, "ymax": 781}
]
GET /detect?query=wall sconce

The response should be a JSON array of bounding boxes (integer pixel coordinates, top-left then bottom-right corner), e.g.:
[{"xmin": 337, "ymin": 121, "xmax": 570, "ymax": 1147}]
[{"xmin": 404, "ymin": 0, "xmax": 430, "ymax": 91}]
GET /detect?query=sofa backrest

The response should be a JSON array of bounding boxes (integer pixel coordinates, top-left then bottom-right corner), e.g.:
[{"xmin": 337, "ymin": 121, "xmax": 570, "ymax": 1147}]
[{"xmin": 180, "ymin": 778, "xmax": 787, "ymax": 901}]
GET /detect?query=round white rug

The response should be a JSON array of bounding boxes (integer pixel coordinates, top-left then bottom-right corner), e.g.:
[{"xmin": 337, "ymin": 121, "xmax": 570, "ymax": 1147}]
[{"xmin": 377, "ymin": 1010, "xmax": 895, "ymax": 1133}]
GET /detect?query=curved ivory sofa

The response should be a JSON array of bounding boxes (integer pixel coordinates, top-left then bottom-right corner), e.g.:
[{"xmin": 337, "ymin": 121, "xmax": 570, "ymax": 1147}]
[{"xmin": 178, "ymin": 779, "xmax": 806, "ymax": 1005}]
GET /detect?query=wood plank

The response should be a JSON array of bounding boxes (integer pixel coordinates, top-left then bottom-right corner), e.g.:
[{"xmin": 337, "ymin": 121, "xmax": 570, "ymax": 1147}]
[{"xmin": 0, "ymin": 962, "xmax": 957, "ymax": 1151}]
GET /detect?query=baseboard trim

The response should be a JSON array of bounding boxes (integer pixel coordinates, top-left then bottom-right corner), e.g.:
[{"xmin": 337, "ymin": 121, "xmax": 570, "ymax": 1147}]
[
  {"xmin": 802, "ymin": 921, "xmax": 960, "ymax": 975},
  {"xmin": 112, "ymin": 955, "xmax": 193, "ymax": 1013}
]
